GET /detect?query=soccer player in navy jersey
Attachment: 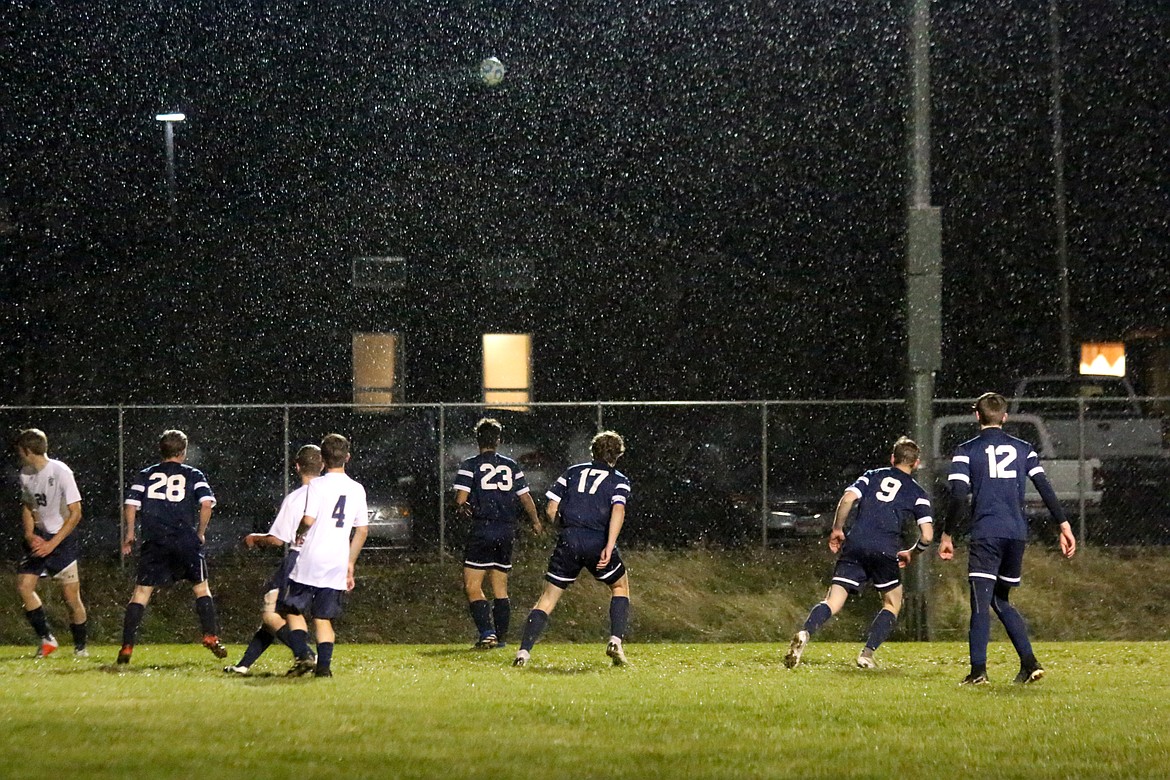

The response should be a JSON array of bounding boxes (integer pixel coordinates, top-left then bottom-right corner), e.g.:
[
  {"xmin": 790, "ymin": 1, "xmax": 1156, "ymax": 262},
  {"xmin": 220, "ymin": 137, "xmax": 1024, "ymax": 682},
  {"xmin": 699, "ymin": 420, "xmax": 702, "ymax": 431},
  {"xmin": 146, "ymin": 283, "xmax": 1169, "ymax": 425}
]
[
  {"xmin": 513, "ymin": 430, "xmax": 631, "ymax": 668},
  {"xmin": 14, "ymin": 428, "xmax": 88, "ymax": 658},
  {"xmin": 453, "ymin": 418, "xmax": 543, "ymax": 649},
  {"xmin": 223, "ymin": 444, "xmax": 323, "ymax": 675},
  {"xmin": 118, "ymin": 430, "xmax": 226, "ymax": 665},
  {"xmin": 939, "ymin": 392, "xmax": 1076, "ymax": 685},
  {"xmin": 784, "ymin": 437, "xmax": 934, "ymax": 670},
  {"xmin": 279, "ymin": 433, "xmax": 369, "ymax": 678}
]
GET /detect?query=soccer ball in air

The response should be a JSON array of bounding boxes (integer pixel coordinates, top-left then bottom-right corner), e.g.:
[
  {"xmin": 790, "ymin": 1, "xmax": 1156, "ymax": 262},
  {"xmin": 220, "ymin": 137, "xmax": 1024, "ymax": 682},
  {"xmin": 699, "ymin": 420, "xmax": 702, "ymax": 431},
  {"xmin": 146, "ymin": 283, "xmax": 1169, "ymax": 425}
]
[{"xmin": 478, "ymin": 57, "xmax": 506, "ymax": 87}]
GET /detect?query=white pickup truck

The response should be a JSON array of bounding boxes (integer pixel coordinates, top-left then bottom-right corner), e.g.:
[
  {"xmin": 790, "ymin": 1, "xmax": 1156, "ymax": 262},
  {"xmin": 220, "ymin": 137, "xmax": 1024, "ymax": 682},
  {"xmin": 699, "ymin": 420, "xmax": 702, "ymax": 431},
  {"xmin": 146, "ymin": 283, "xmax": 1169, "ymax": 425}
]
[
  {"xmin": 1008, "ymin": 375, "xmax": 1166, "ymax": 460},
  {"xmin": 932, "ymin": 413, "xmax": 1102, "ymax": 518}
]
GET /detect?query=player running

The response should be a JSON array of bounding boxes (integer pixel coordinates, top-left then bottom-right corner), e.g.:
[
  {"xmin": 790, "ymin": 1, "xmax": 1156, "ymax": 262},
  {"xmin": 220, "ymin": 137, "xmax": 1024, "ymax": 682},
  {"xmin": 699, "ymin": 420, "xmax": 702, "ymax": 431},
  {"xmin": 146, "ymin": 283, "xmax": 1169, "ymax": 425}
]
[
  {"xmin": 14, "ymin": 428, "xmax": 88, "ymax": 658},
  {"xmin": 513, "ymin": 430, "xmax": 631, "ymax": 668},
  {"xmin": 278, "ymin": 433, "xmax": 369, "ymax": 678},
  {"xmin": 224, "ymin": 444, "xmax": 323, "ymax": 675},
  {"xmin": 785, "ymin": 436, "xmax": 934, "ymax": 670},
  {"xmin": 453, "ymin": 418, "xmax": 543, "ymax": 649},
  {"xmin": 939, "ymin": 392, "xmax": 1076, "ymax": 685},
  {"xmin": 118, "ymin": 429, "xmax": 226, "ymax": 665}
]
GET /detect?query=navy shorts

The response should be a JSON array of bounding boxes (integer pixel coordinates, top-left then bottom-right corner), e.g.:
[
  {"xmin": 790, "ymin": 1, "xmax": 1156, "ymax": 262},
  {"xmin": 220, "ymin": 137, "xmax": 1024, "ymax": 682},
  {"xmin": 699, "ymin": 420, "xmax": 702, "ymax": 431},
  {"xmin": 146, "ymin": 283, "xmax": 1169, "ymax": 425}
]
[
  {"xmin": 18, "ymin": 532, "xmax": 80, "ymax": 578},
  {"xmin": 136, "ymin": 533, "xmax": 208, "ymax": 586},
  {"xmin": 463, "ymin": 523, "xmax": 517, "ymax": 572},
  {"xmin": 831, "ymin": 547, "xmax": 901, "ymax": 595},
  {"xmin": 968, "ymin": 537, "xmax": 1026, "ymax": 587},
  {"xmin": 263, "ymin": 550, "xmax": 300, "ymax": 594},
  {"xmin": 279, "ymin": 580, "xmax": 345, "ymax": 620},
  {"xmin": 544, "ymin": 530, "xmax": 626, "ymax": 589}
]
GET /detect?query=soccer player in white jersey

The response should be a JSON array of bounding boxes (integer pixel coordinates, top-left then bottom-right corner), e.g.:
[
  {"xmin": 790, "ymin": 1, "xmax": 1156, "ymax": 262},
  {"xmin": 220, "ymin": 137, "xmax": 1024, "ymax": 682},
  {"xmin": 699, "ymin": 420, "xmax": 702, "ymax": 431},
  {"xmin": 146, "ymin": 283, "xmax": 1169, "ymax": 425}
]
[
  {"xmin": 279, "ymin": 434, "xmax": 369, "ymax": 678},
  {"xmin": 224, "ymin": 444, "xmax": 323, "ymax": 675},
  {"xmin": 14, "ymin": 428, "xmax": 88, "ymax": 658}
]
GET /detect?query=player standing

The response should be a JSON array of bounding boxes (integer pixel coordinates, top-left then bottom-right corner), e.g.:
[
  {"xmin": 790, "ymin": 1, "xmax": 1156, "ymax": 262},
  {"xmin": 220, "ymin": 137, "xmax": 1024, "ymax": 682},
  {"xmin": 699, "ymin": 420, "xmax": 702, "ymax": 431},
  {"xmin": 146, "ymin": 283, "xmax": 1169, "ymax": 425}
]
[
  {"xmin": 454, "ymin": 418, "xmax": 543, "ymax": 649},
  {"xmin": 279, "ymin": 433, "xmax": 369, "ymax": 678},
  {"xmin": 224, "ymin": 444, "xmax": 323, "ymax": 675},
  {"xmin": 785, "ymin": 437, "xmax": 934, "ymax": 669},
  {"xmin": 118, "ymin": 429, "xmax": 226, "ymax": 665},
  {"xmin": 939, "ymin": 392, "xmax": 1076, "ymax": 685},
  {"xmin": 14, "ymin": 428, "xmax": 88, "ymax": 657},
  {"xmin": 513, "ymin": 430, "xmax": 631, "ymax": 668}
]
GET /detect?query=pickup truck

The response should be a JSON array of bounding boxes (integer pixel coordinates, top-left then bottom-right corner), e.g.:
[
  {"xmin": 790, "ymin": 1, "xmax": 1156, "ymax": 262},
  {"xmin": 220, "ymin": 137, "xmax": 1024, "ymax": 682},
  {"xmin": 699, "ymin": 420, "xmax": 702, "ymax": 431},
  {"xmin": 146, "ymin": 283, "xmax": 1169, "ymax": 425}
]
[
  {"xmin": 1008, "ymin": 375, "xmax": 1166, "ymax": 460},
  {"xmin": 932, "ymin": 413, "xmax": 1102, "ymax": 520}
]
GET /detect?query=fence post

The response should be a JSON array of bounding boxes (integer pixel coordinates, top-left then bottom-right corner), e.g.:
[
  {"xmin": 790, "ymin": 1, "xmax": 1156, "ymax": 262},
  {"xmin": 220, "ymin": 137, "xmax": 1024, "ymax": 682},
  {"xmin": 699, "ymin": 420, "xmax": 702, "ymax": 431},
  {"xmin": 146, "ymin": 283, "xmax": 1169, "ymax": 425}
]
[
  {"xmin": 282, "ymin": 406, "xmax": 291, "ymax": 498},
  {"xmin": 117, "ymin": 405, "xmax": 124, "ymax": 570},
  {"xmin": 438, "ymin": 403, "xmax": 446, "ymax": 560},
  {"xmin": 760, "ymin": 402, "xmax": 769, "ymax": 551}
]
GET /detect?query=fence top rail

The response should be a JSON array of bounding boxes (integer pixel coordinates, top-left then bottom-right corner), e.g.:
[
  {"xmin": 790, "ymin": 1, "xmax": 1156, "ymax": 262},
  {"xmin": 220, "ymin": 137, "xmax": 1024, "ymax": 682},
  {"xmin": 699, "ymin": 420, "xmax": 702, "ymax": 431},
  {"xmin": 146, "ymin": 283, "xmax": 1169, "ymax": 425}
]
[
  {"xmin": 1, "ymin": 399, "xmax": 915, "ymax": 412},
  {"xmin": 2, "ymin": 397, "xmax": 1167, "ymax": 413}
]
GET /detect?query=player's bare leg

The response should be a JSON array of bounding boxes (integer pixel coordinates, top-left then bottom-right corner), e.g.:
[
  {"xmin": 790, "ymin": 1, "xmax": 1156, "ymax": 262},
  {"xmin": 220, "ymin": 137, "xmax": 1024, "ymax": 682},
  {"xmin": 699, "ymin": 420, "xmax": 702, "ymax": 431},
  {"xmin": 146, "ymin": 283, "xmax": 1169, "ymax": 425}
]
[
  {"xmin": 787, "ymin": 584, "xmax": 849, "ymax": 669},
  {"xmin": 464, "ymin": 567, "xmax": 497, "ymax": 647},
  {"xmin": 59, "ymin": 577, "xmax": 88, "ymax": 656},
  {"xmin": 17, "ymin": 574, "xmax": 57, "ymax": 657},
  {"xmin": 606, "ymin": 574, "xmax": 631, "ymax": 666},
  {"xmin": 191, "ymin": 580, "xmax": 226, "ymax": 658},
  {"xmin": 514, "ymin": 582, "xmax": 567, "ymax": 666},
  {"xmin": 858, "ymin": 587, "xmax": 902, "ymax": 669},
  {"xmin": 488, "ymin": 569, "xmax": 511, "ymax": 647},
  {"xmin": 118, "ymin": 585, "xmax": 154, "ymax": 664}
]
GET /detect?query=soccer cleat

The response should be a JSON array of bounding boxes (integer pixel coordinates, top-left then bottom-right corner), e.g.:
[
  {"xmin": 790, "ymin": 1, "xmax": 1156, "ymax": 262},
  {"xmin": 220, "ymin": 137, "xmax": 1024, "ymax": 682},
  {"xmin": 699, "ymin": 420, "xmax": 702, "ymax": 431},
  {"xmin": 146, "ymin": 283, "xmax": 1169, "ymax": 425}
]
[
  {"xmin": 36, "ymin": 635, "xmax": 59, "ymax": 659},
  {"xmin": 74, "ymin": 648, "xmax": 90, "ymax": 658},
  {"xmin": 606, "ymin": 638, "xmax": 628, "ymax": 667},
  {"xmin": 314, "ymin": 668, "xmax": 333, "ymax": 678},
  {"xmin": 223, "ymin": 665, "xmax": 250, "ymax": 675},
  {"xmin": 960, "ymin": 672, "xmax": 990, "ymax": 686},
  {"xmin": 202, "ymin": 635, "xmax": 228, "ymax": 659},
  {"xmin": 1014, "ymin": 665, "xmax": 1045, "ymax": 684},
  {"xmin": 474, "ymin": 633, "xmax": 499, "ymax": 650},
  {"xmin": 784, "ymin": 630, "xmax": 809, "ymax": 669},
  {"xmin": 856, "ymin": 648, "xmax": 877, "ymax": 669},
  {"xmin": 512, "ymin": 650, "xmax": 530, "ymax": 667},
  {"xmin": 116, "ymin": 644, "xmax": 134, "ymax": 665},
  {"xmin": 286, "ymin": 656, "xmax": 316, "ymax": 677}
]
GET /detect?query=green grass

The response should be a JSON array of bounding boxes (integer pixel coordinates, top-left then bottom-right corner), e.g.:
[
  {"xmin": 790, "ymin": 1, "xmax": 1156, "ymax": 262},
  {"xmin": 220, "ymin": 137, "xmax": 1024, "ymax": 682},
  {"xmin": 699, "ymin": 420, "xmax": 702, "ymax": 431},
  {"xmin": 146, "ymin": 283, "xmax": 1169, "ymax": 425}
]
[
  {"xmin": 6, "ymin": 545, "xmax": 1170, "ymax": 646},
  {"xmin": 2, "ymin": 641, "xmax": 1169, "ymax": 779}
]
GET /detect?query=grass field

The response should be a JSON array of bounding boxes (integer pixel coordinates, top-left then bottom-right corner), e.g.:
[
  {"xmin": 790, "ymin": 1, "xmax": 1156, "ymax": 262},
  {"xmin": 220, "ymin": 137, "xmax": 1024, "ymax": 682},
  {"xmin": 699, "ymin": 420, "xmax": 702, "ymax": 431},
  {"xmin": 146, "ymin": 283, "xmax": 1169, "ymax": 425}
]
[{"xmin": 3, "ymin": 641, "xmax": 1168, "ymax": 779}]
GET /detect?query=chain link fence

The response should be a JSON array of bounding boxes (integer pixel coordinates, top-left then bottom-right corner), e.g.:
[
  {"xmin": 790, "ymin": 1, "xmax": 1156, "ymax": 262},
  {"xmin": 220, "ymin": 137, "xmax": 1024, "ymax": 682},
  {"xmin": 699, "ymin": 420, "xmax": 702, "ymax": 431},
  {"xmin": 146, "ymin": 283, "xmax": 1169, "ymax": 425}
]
[{"xmin": 3, "ymin": 398, "xmax": 1167, "ymax": 560}]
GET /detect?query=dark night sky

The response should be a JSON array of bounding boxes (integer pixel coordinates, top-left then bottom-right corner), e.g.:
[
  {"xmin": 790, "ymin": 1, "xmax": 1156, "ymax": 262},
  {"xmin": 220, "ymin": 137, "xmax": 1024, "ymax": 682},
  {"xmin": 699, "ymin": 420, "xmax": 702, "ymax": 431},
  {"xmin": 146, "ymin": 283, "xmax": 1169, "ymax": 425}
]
[{"xmin": 1, "ymin": 0, "xmax": 1166, "ymax": 405}]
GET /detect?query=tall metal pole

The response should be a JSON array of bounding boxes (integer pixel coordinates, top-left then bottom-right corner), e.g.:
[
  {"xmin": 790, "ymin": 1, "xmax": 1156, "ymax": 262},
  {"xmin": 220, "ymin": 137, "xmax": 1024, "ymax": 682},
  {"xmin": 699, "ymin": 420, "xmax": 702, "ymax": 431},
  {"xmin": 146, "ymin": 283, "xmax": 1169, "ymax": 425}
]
[
  {"xmin": 906, "ymin": 0, "xmax": 942, "ymax": 641},
  {"xmin": 164, "ymin": 120, "xmax": 177, "ymax": 218},
  {"xmin": 1050, "ymin": 0, "xmax": 1073, "ymax": 374}
]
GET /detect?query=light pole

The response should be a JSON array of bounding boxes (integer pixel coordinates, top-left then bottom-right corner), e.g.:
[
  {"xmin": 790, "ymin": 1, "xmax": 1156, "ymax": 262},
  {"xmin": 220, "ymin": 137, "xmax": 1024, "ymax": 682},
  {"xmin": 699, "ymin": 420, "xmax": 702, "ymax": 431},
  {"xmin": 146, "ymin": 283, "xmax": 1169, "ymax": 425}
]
[{"xmin": 154, "ymin": 112, "xmax": 186, "ymax": 219}]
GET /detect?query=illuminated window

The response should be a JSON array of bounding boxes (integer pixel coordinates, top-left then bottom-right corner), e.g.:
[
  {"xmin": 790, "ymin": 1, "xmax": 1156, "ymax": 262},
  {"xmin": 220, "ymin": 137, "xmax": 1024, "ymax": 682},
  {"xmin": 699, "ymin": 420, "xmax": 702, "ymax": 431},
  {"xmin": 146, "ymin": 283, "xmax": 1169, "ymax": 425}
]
[
  {"xmin": 1080, "ymin": 342, "xmax": 1125, "ymax": 377},
  {"xmin": 483, "ymin": 333, "xmax": 531, "ymax": 411},
  {"xmin": 353, "ymin": 332, "xmax": 401, "ymax": 409}
]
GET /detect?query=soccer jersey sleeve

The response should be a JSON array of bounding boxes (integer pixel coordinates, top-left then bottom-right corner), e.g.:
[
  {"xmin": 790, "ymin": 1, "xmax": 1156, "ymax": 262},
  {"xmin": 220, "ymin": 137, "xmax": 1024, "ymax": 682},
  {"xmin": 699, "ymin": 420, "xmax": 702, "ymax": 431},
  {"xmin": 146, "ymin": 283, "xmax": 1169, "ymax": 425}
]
[
  {"xmin": 610, "ymin": 475, "xmax": 631, "ymax": 505},
  {"xmin": 124, "ymin": 468, "xmax": 147, "ymax": 507},
  {"xmin": 913, "ymin": 491, "xmax": 934, "ymax": 526},
  {"xmin": 453, "ymin": 459, "xmax": 475, "ymax": 494},
  {"xmin": 57, "ymin": 463, "xmax": 82, "ymax": 506},
  {"xmin": 191, "ymin": 468, "xmax": 216, "ymax": 506},
  {"xmin": 547, "ymin": 473, "xmax": 568, "ymax": 503},
  {"xmin": 846, "ymin": 472, "xmax": 870, "ymax": 500},
  {"xmin": 352, "ymin": 485, "xmax": 369, "ymax": 527},
  {"xmin": 513, "ymin": 466, "xmax": 531, "ymax": 497},
  {"xmin": 267, "ymin": 488, "xmax": 307, "ymax": 544}
]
